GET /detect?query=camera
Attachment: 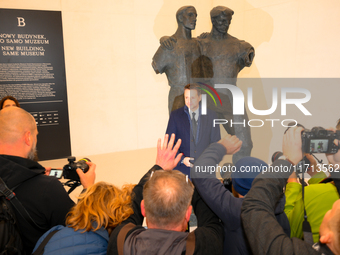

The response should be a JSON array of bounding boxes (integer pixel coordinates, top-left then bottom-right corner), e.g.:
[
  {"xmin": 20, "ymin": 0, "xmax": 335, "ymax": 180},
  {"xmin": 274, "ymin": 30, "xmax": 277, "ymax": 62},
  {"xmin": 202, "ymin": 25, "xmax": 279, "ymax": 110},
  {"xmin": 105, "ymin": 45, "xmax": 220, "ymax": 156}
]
[
  {"xmin": 223, "ymin": 178, "xmax": 232, "ymax": 192},
  {"xmin": 301, "ymin": 127, "xmax": 340, "ymax": 154},
  {"xmin": 220, "ymin": 162, "xmax": 233, "ymax": 192},
  {"xmin": 62, "ymin": 156, "xmax": 91, "ymax": 182},
  {"xmin": 49, "ymin": 169, "xmax": 63, "ymax": 179}
]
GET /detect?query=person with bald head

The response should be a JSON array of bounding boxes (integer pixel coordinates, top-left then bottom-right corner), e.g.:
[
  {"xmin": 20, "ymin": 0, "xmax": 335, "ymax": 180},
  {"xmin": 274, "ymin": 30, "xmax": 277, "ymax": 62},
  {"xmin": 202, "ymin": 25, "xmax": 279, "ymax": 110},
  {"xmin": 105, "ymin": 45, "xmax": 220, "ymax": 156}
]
[
  {"xmin": 108, "ymin": 134, "xmax": 223, "ymax": 255},
  {"xmin": 0, "ymin": 106, "xmax": 37, "ymax": 160},
  {"xmin": 0, "ymin": 107, "xmax": 96, "ymax": 254}
]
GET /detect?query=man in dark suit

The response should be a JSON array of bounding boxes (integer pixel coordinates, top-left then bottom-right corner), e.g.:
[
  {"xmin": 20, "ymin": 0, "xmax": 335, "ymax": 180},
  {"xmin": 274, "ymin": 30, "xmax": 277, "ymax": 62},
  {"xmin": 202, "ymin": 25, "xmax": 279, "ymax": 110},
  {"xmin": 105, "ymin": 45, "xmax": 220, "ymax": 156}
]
[{"xmin": 166, "ymin": 83, "xmax": 221, "ymax": 177}]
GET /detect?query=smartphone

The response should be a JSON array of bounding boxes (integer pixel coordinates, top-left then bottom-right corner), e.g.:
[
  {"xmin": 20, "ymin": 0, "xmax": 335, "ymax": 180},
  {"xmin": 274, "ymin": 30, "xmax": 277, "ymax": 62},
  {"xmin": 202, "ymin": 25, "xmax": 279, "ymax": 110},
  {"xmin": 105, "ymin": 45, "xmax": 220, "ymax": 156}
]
[{"xmin": 49, "ymin": 169, "xmax": 63, "ymax": 179}]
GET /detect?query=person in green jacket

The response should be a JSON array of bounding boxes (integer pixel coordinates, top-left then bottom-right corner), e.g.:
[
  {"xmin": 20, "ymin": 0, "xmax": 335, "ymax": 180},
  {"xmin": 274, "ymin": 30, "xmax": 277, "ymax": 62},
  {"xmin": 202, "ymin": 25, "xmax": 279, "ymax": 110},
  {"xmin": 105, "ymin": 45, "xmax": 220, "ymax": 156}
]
[{"xmin": 284, "ymin": 153, "xmax": 339, "ymax": 242}]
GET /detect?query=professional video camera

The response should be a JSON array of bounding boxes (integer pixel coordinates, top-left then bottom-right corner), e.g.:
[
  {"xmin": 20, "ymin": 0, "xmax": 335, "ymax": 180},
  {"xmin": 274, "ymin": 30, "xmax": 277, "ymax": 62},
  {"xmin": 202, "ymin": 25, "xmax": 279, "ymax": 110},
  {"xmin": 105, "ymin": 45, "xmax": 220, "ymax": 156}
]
[
  {"xmin": 49, "ymin": 156, "xmax": 91, "ymax": 194},
  {"xmin": 302, "ymin": 127, "xmax": 340, "ymax": 154}
]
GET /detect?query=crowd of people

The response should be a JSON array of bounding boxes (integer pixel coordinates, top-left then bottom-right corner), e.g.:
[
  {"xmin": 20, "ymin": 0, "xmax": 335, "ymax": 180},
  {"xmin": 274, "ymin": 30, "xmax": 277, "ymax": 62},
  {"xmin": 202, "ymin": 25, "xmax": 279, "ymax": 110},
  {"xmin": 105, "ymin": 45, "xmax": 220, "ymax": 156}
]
[{"xmin": 0, "ymin": 94, "xmax": 340, "ymax": 255}]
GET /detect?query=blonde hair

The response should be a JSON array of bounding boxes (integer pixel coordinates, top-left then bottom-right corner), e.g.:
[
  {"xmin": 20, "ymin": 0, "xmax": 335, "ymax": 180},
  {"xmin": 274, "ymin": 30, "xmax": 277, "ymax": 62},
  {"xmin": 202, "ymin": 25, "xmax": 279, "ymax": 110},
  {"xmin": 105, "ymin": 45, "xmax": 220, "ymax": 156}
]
[
  {"xmin": 336, "ymin": 118, "xmax": 340, "ymax": 130},
  {"xmin": 66, "ymin": 181, "xmax": 134, "ymax": 232}
]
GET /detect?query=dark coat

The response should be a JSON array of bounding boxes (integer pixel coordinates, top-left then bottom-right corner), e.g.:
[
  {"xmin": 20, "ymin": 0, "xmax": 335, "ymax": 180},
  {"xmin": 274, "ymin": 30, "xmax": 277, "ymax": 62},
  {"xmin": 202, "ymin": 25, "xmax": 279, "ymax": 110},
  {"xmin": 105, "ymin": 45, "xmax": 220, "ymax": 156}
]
[
  {"xmin": 241, "ymin": 159, "xmax": 334, "ymax": 255},
  {"xmin": 192, "ymin": 143, "xmax": 290, "ymax": 255},
  {"xmin": 0, "ymin": 155, "xmax": 75, "ymax": 254},
  {"xmin": 166, "ymin": 105, "xmax": 220, "ymax": 176},
  {"xmin": 107, "ymin": 165, "xmax": 224, "ymax": 255}
]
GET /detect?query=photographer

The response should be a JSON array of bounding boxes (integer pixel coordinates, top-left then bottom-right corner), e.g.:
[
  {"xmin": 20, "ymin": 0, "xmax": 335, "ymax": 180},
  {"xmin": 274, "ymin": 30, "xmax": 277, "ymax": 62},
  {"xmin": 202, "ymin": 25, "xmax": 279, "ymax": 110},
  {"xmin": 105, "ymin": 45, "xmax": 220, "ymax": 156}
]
[
  {"xmin": 33, "ymin": 181, "xmax": 133, "ymax": 254},
  {"xmin": 0, "ymin": 107, "xmax": 95, "ymax": 254},
  {"xmin": 191, "ymin": 135, "xmax": 290, "ymax": 255},
  {"xmin": 241, "ymin": 126, "xmax": 340, "ymax": 255},
  {"xmin": 285, "ymin": 153, "xmax": 339, "ymax": 243}
]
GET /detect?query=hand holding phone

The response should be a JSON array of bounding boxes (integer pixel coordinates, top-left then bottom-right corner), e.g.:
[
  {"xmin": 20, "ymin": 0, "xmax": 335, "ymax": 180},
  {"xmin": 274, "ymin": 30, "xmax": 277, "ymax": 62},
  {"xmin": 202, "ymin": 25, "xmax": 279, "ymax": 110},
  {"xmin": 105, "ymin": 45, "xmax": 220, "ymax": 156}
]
[{"xmin": 49, "ymin": 169, "xmax": 63, "ymax": 179}]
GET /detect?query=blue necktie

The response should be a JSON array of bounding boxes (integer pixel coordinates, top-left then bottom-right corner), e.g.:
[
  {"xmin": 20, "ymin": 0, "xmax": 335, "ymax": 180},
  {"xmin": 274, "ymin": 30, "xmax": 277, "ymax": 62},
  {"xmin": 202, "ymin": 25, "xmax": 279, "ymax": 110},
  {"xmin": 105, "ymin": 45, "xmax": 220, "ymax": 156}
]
[{"xmin": 192, "ymin": 112, "xmax": 197, "ymax": 138}]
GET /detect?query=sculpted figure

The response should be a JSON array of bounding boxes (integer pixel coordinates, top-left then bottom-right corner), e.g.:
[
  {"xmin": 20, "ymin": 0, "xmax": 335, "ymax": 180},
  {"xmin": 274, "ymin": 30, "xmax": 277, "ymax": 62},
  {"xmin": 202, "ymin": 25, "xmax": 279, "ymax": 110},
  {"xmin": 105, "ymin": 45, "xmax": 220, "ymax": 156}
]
[
  {"xmin": 199, "ymin": 6, "xmax": 255, "ymax": 163},
  {"xmin": 199, "ymin": 6, "xmax": 254, "ymax": 84},
  {"xmin": 152, "ymin": 6, "xmax": 201, "ymax": 113},
  {"xmin": 160, "ymin": 6, "xmax": 255, "ymax": 164}
]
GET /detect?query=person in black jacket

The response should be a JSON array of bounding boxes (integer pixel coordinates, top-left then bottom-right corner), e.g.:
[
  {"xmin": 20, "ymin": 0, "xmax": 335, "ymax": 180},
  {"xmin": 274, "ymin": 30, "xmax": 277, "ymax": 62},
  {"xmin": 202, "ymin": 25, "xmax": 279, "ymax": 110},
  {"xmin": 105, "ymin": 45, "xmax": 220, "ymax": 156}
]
[
  {"xmin": 0, "ymin": 107, "xmax": 95, "ymax": 254},
  {"xmin": 107, "ymin": 134, "xmax": 224, "ymax": 255},
  {"xmin": 241, "ymin": 126, "xmax": 340, "ymax": 255},
  {"xmin": 192, "ymin": 134, "xmax": 290, "ymax": 255}
]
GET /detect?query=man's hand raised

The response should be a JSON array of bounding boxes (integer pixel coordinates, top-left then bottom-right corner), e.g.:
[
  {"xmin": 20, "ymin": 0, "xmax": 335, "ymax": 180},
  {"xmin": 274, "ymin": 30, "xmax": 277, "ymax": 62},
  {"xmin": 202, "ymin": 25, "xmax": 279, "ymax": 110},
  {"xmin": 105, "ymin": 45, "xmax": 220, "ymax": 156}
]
[
  {"xmin": 218, "ymin": 134, "xmax": 242, "ymax": 155},
  {"xmin": 156, "ymin": 134, "xmax": 182, "ymax": 171}
]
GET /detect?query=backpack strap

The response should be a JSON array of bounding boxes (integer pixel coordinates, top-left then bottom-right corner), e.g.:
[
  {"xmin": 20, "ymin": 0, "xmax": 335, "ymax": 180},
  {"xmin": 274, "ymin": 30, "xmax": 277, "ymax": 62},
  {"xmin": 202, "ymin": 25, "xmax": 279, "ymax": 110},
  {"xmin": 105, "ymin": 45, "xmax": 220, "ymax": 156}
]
[
  {"xmin": 32, "ymin": 229, "xmax": 60, "ymax": 255},
  {"xmin": 0, "ymin": 177, "xmax": 43, "ymax": 230},
  {"xmin": 300, "ymin": 172, "xmax": 313, "ymax": 245},
  {"xmin": 117, "ymin": 223, "xmax": 136, "ymax": 255},
  {"xmin": 185, "ymin": 231, "xmax": 196, "ymax": 255}
]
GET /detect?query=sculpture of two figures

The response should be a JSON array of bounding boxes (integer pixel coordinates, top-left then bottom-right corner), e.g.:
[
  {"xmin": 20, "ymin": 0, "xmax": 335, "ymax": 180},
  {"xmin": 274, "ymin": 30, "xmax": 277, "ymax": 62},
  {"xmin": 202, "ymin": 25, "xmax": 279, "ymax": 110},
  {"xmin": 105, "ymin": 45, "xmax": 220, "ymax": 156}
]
[{"xmin": 152, "ymin": 6, "xmax": 255, "ymax": 164}]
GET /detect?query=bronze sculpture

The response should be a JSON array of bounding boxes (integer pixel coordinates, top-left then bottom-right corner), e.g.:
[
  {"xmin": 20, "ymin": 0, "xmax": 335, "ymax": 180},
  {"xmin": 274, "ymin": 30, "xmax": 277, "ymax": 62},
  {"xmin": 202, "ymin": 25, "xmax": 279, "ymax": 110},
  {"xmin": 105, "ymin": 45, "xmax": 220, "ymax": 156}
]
[
  {"xmin": 154, "ymin": 6, "xmax": 255, "ymax": 164},
  {"xmin": 152, "ymin": 6, "xmax": 201, "ymax": 113},
  {"xmin": 199, "ymin": 6, "xmax": 254, "ymax": 163}
]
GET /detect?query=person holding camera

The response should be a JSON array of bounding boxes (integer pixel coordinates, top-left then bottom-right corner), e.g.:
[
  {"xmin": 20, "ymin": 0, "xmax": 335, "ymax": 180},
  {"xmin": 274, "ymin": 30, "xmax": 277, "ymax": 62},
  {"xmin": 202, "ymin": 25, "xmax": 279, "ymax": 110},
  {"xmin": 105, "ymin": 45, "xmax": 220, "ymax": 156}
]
[
  {"xmin": 275, "ymin": 124, "xmax": 340, "ymax": 243},
  {"xmin": 284, "ymin": 152, "xmax": 339, "ymax": 243},
  {"xmin": 191, "ymin": 134, "xmax": 290, "ymax": 255},
  {"xmin": 0, "ymin": 107, "xmax": 96, "ymax": 254},
  {"xmin": 32, "ymin": 181, "xmax": 134, "ymax": 254},
  {"xmin": 241, "ymin": 126, "xmax": 340, "ymax": 255}
]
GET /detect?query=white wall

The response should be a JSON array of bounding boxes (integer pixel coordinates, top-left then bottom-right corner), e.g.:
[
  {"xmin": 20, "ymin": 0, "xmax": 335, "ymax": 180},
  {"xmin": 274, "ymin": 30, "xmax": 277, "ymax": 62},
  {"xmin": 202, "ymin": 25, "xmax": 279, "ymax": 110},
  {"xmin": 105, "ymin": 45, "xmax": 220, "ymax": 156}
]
[
  {"xmin": 212, "ymin": 0, "xmax": 340, "ymax": 163},
  {"xmin": 1, "ymin": 0, "xmax": 340, "ymax": 189}
]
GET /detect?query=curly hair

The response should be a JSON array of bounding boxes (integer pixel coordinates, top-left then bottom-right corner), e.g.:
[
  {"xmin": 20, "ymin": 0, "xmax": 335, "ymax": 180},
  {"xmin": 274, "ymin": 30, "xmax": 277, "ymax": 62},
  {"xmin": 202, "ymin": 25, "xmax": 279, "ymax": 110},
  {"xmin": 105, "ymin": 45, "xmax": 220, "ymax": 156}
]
[{"xmin": 66, "ymin": 181, "xmax": 134, "ymax": 232}]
